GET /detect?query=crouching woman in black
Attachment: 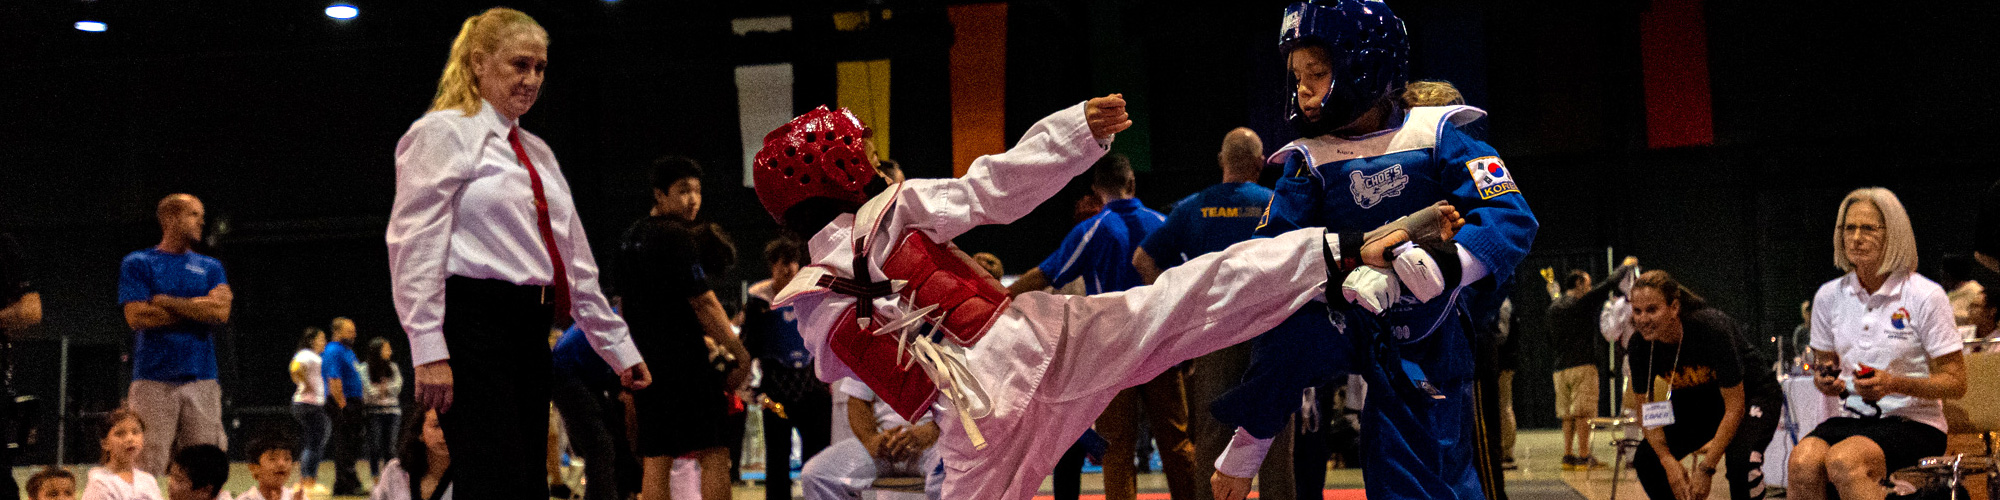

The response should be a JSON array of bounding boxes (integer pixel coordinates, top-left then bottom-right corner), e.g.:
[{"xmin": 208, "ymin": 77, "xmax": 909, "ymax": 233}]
[{"xmin": 1623, "ymin": 270, "xmax": 1784, "ymax": 500}]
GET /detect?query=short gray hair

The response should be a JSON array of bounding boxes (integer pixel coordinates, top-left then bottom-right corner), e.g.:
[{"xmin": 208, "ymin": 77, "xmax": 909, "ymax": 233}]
[{"xmin": 1833, "ymin": 187, "xmax": 1919, "ymax": 278}]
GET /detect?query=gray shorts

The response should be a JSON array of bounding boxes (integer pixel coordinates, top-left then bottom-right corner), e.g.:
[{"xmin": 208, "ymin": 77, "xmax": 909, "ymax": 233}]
[{"xmin": 128, "ymin": 378, "xmax": 226, "ymax": 475}]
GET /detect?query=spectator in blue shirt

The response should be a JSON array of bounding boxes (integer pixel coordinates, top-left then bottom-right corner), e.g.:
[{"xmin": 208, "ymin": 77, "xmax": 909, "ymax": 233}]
[
  {"xmin": 1133, "ymin": 128, "xmax": 1295, "ymax": 500},
  {"xmin": 552, "ymin": 316, "xmax": 639, "ymax": 500},
  {"xmin": 1009, "ymin": 154, "xmax": 1167, "ymax": 295},
  {"xmin": 1133, "ymin": 128, "xmax": 1277, "ymax": 275},
  {"xmin": 321, "ymin": 317, "xmax": 366, "ymax": 495},
  {"xmin": 1008, "ymin": 153, "xmax": 1191, "ymax": 500},
  {"xmin": 118, "ymin": 193, "xmax": 232, "ymax": 476}
]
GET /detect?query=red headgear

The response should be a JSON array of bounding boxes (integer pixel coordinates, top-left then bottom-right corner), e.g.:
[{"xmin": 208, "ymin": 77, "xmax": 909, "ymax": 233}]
[{"xmin": 754, "ymin": 106, "xmax": 876, "ymax": 225}]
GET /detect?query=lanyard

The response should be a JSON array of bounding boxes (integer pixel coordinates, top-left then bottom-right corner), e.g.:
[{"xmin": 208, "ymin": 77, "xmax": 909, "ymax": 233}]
[{"xmin": 1645, "ymin": 338, "xmax": 1684, "ymax": 403}]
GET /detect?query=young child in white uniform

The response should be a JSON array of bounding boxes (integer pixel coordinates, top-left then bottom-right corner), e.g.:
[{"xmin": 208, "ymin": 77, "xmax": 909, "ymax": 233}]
[
  {"xmin": 82, "ymin": 408, "xmax": 164, "ymax": 500},
  {"xmin": 234, "ymin": 437, "xmax": 303, "ymax": 500}
]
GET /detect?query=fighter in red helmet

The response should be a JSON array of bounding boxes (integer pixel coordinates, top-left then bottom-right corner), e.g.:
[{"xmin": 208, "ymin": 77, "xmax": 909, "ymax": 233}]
[{"xmin": 755, "ymin": 95, "xmax": 1462, "ymax": 498}]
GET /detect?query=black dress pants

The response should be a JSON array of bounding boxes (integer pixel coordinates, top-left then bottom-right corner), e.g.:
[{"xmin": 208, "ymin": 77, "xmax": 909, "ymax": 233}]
[
  {"xmin": 441, "ymin": 276, "xmax": 557, "ymax": 500},
  {"xmin": 331, "ymin": 400, "xmax": 366, "ymax": 493},
  {"xmin": 760, "ymin": 390, "xmax": 832, "ymax": 500},
  {"xmin": 1053, "ymin": 441, "xmax": 1087, "ymax": 500}
]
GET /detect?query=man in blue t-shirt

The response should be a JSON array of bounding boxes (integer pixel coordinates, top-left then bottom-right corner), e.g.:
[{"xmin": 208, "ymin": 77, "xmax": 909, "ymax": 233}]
[
  {"xmin": 321, "ymin": 317, "xmax": 366, "ymax": 495},
  {"xmin": 552, "ymin": 318, "xmax": 638, "ymax": 500},
  {"xmin": 119, "ymin": 194, "xmax": 233, "ymax": 475},
  {"xmin": 1007, "ymin": 154, "xmax": 1191, "ymax": 500},
  {"xmin": 1132, "ymin": 128, "xmax": 1294, "ymax": 500}
]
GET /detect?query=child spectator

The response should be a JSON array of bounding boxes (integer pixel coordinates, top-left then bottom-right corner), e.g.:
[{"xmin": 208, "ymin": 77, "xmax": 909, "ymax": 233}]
[
  {"xmin": 82, "ymin": 408, "xmax": 164, "ymax": 500},
  {"xmin": 26, "ymin": 467, "xmax": 77, "ymax": 500},
  {"xmin": 237, "ymin": 436, "xmax": 302, "ymax": 500}
]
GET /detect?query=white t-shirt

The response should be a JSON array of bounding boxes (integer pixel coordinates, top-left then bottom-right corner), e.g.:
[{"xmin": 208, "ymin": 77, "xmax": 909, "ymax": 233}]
[
  {"xmin": 80, "ymin": 466, "xmax": 163, "ymax": 500},
  {"xmin": 1811, "ymin": 271, "xmax": 1963, "ymax": 431},
  {"xmin": 292, "ymin": 349, "xmax": 325, "ymax": 406},
  {"xmin": 234, "ymin": 486, "xmax": 301, "ymax": 500}
]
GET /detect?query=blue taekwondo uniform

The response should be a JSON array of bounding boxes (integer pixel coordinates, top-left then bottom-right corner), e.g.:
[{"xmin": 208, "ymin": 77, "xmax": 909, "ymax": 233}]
[{"xmin": 1224, "ymin": 105, "xmax": 1537, "ymax": 500}]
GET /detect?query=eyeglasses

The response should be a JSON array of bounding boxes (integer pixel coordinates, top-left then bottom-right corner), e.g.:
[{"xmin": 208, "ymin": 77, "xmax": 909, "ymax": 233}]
[{"xmin": 1840, "ymin": 223, "xmax": 1885, "ymax": 236}]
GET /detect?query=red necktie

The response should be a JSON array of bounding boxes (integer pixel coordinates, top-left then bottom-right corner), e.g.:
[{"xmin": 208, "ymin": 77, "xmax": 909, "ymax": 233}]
[{"xmin": 508, "ymin": 127, "xmax": 572, "ymax": 324}]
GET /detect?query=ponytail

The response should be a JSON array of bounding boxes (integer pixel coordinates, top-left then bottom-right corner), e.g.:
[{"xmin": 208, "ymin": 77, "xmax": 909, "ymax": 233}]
[
  {"xmin": 1633, "ymin": 269, "xmax": 1707, "ymax": 313},
  {"xmin": 430, "ymin": 8, "xmax": 546, "ymax": 116}
]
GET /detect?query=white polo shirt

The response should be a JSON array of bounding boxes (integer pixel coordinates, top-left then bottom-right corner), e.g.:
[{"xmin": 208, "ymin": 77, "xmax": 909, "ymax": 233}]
[{"xmin": 1811, "ymin": 271, "xmax": 1962, "ymax": 431}]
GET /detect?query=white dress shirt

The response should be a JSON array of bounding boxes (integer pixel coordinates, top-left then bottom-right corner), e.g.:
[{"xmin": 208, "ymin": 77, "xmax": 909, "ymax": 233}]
[
  {"xmin": 1811, "ymin": 271, "xmax": 1962, "ymax": 431},
  {"xmin": 388, "ymin": 99, "xmax": 641, "ymax": 370}
]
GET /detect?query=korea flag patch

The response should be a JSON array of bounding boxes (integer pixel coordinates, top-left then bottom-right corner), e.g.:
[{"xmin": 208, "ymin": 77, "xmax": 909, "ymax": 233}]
[{"xmin": 1466, "ymin": 156, "xmax": 1519, "ymax": 200}]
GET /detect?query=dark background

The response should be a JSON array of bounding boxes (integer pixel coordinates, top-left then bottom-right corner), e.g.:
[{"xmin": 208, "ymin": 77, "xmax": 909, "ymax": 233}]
[{"xmin": 3, "ymin": 0, "xmax": 1997, "ymax": 462}]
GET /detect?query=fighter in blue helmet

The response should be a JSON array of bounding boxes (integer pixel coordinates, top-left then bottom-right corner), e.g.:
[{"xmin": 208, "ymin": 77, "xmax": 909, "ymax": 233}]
[{"xmin": 1206, "ymin": 2, "xmax": 1537, "ymax": 499}]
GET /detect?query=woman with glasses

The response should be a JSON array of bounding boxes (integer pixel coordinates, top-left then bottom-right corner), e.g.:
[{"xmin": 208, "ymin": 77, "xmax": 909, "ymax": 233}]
[
  {"xmin": 1623, "ymin": 270, "xmax": 1782, "ymax": 500},
  {"xmin": 1788, "ymin": 187, "xmax": 1967, "ymax": 500}
]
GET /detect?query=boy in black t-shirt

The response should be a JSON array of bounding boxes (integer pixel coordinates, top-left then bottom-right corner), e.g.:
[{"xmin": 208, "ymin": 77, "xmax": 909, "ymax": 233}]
[
  {"xmin": 1625, "ymin": 271, "xmax": 1782, "ymax": 500},
  {"xmin": 616, "ymin": 156, "xmax": 752, "ymax": 499}
]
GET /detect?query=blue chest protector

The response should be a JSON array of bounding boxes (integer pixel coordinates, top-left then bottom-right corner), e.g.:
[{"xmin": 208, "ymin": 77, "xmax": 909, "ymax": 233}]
[{"xmin": 1220, "ymin": 106, "xmax": 1537, "ymax": 500}]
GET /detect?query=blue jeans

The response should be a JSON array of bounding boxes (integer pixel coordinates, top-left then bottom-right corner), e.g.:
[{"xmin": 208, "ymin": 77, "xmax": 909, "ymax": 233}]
[
  {"xmin": 293, "ymin": 403, "xmax": 330, "ymax": 480},
  {"xmin": 365, "ymin": 410, "xmax": 401, "ymax": 478}
]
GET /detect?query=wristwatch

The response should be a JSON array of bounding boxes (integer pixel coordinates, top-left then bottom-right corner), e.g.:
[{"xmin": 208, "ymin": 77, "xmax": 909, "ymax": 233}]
[{"xmin": 1698, "ymin": 464, "xmax": 1718, "ymax": 475}]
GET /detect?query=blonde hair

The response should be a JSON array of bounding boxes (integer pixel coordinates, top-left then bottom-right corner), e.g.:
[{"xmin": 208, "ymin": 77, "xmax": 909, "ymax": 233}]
[
  {"xmin": 1403, "ymin": 80, "xmax": 1465, "ymax": 107},
  {"xmin": 430, "ymin": 8, "xmax": 548, "ymax": 117},
  {"xmin": 1833, "ymin": 187, "xmax": 1920, "ymax": 278}
]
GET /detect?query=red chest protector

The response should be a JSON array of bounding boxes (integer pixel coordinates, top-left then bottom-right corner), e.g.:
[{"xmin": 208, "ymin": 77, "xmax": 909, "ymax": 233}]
[{"xmin": 821, "ymin": 193, "xmax": 1010, "ymax": 423}]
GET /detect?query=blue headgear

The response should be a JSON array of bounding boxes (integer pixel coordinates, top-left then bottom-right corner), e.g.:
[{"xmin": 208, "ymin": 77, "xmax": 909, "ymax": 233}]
[{"xmin": 1280, "ymin": 0, "xmax": 1408, "ymax": 136}]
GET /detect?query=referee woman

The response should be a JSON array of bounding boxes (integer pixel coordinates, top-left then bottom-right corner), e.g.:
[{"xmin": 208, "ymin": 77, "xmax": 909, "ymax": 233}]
[{"xmin": 387, "ymin": 8, "xmax": 651, "ymax": 499}]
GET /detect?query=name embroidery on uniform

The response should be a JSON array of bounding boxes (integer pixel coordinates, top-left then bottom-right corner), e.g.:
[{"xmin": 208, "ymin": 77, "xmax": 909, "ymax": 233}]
[
  {"xmin": 1349, "ymin": 165, "xmax": 1409, "ymax": 209},
  {"xmin": 1466, "ymin": 156, "xmax": 1520, "ymax": 200},
  {"xmin": 185, "ymin": 263, "xmax": 207, "ymax": 275},
  {"xmin": 1200, "ymin": 206, "xmax": 1267, "ymax": 218}
]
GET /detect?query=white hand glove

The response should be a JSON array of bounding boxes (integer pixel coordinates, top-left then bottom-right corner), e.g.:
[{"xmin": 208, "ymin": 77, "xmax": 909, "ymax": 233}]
[
  {"xmin": 1342, "ymin": 266, "xmax": 1401, "ymax": 315},
  {"xmin": 1391, "ymin": 243, "xmax": 1447, "ymax": 303}
]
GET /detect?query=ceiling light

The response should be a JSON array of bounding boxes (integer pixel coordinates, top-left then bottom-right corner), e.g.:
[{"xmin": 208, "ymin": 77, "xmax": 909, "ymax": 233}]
[
  {"xmin": 74, "ymin": 21, "xmax": 107, "ymax": 32},
  {"xmin": 325, "ymin": 5, "xmax": 359, "ymax": 20}
]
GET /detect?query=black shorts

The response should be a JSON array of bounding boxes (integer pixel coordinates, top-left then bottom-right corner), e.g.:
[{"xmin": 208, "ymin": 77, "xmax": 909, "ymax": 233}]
[
  {"xmin": 632, "ymin": 380, "xmax": 732, "ymax": 457},
  {"xmin": 1806, "ymin": 417, "xmax": 1948, "ymax": 472}
]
